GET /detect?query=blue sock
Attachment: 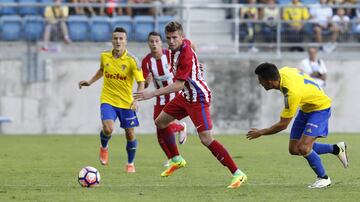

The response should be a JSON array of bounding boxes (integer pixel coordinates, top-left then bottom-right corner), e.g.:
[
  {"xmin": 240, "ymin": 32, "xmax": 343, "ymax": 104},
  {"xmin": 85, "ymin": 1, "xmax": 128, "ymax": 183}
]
[
  {"xmin": 100, "ymin": 131, "xmax": 111, "ymax": 148},
  {"xmin": 126, "ymin": 139, "xmax": 138, "ymax": 164},
  {"xmin": 304, "ymin": 150, "xmax": 326, "ymax": 178},
  {"xmin": 312, "ymin": 142, "xmax": 334, "ymax": 155}
]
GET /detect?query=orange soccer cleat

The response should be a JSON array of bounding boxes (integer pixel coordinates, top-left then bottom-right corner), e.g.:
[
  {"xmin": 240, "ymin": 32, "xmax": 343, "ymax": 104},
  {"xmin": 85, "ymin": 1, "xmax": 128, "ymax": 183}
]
[
  {"xmin": 99, "ymin": 147, "xmax": 109, "ymax": 166},
  {"xmin": 125, "ymin": 163, "xmax": 136, "ymax": 173}
]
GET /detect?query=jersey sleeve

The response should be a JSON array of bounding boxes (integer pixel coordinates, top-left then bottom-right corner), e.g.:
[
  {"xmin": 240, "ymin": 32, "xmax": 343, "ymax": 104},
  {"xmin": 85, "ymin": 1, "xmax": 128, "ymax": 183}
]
[
  {"xmin": 174, "ymin": 48, "xmax": 192, "ymax": 81},
  {"xmin": 141, "ymin": 57, "xmax": 149, "ymax": 79},
  {"xmin": 130, "ymin": 57, "xmax": 145, "ymax": 82},
  {"xmin": 280, "ymin": 89, "xmax": 301, "ymax": 118}
]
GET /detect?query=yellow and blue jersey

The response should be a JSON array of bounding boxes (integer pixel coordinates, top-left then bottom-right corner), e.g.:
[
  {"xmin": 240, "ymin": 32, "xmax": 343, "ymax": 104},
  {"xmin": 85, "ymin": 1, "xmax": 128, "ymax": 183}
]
[
  {"xmin": 100, "ymin": 49, "xmax": 145, "ymax": 109},
  {"xmin": 279, "ymin": 67, "xmax": 331, "ymax": 118}
]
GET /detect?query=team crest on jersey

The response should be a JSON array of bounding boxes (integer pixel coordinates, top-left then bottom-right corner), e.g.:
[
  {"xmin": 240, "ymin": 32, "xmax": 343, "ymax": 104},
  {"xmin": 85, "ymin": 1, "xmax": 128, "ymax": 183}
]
[
  {"xmin": 105, "ymin": 63, "xmax": 109, "ymax": 67},
  {"xmin": 122, "ymin": 65, "xmax": 127, "ymax": 71}
]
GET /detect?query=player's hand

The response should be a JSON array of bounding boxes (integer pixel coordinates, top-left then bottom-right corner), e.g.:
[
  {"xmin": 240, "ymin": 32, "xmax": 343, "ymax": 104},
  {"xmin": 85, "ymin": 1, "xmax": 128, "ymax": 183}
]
[
  {"xmin": 246, "ymin": 128, "xmax": 262, "ymax": 140},
  {"xmin": 130, "ymin": 100, "xmax": 139, "ymax": 111},
  {"xmin": 133, "ymin": 90, "xmax": 155, "ymax": 101},
  {"xmin": 78, "ymin": 80, "xmax": 91, "ymax": 89}
]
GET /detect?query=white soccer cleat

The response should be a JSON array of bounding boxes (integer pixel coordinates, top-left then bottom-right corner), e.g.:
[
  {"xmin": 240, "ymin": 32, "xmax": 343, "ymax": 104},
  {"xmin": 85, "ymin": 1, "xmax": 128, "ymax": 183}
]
[
  {"xmin": 308, "ymin": 177, "xmax": 331, "ymax": 189},
  {"xmin": 178, "ymin": 122, "xmax": 187, "ymax": 145},
  {"xmin": 336, "ymin": 142, "xmax": 349, "ymax": 168}
]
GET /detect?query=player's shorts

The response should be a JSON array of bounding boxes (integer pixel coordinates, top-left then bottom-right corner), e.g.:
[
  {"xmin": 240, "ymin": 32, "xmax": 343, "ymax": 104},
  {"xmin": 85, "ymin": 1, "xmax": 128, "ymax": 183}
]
[
  {"xmin": 162, "ymin": 94, "xmax": 212, "ymax": 132},
  {"xmin": 290, "ymin": 108, "xmax": 331, "ymax": 140},
  {"xmin": 153, "ymin": 105, "xmax": 165, "ymax": 120},
  {"xmin": 100, "ymin": 103, "xmax": 139, "ymax": 129}
]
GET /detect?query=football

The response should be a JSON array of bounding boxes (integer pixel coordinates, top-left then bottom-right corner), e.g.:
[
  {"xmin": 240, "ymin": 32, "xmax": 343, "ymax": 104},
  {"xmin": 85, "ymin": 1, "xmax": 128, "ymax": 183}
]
[{"xmin": 78, "ymin": 166, "xmax": 101, "ymax": 187}]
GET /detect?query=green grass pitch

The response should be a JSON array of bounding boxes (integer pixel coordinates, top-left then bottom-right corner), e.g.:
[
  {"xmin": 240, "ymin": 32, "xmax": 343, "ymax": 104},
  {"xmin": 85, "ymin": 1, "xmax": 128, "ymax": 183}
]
[{"xmin": 0, "ymin": 134, "xmax": 359, "ymax": 202}]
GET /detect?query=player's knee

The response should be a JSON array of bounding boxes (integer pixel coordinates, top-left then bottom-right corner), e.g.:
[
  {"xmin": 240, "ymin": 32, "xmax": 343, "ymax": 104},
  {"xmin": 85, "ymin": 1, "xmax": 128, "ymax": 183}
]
[
  {"xmin": 289, "ymin": 147, "xmax": 300, "ymax": 155},
  {"xmin": 298, "ymin": 143, "xmax": 311, "ymax": 156},
  {"xmin": 199, "ymin": 132, "xmax": 213, "ymax": 146},
  {"xmin": 103, "ymin": 126, "xmax": 113, "ymax": 136},
  {"xmin": 155, "ymin": 118, "xmax": 167, "ymax": 129}
]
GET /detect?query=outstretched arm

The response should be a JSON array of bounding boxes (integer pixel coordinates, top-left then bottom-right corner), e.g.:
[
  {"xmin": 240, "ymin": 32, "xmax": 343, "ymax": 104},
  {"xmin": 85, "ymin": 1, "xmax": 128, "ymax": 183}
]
[
  {"xmin": 246, "ymin": 117, "xmax": 292, "ymax": 140},
  {"xmin": 78, "ymin": 68, "xmax": 103, "ymax": 89},
  {"xmin": 134, "ymin": 80, "xmax": 185, "ymax": 101}
]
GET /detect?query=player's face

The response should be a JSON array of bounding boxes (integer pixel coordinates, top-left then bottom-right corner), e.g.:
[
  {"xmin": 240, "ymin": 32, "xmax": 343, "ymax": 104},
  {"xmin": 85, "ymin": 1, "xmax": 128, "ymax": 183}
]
[
  {"xmin": 166, "ymin": 31, "xmax": 184, "ymax": 51},
  {"xmin": 258, "ymin": 76, "xmax": 273, "ymax": 90},
  {"xmin": 148, "ymin": 35, "xmax": 162, "ymax": 53},
  {"xmin": 112, "ymin": 32, "xmax": 127, "ymax": 53}
]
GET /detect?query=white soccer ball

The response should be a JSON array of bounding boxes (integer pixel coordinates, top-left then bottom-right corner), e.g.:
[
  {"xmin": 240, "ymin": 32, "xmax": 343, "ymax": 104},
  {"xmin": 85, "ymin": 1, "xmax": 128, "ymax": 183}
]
[{"xmin": 78, "ymin": 166, "xmax": 101, "ymax": 187}]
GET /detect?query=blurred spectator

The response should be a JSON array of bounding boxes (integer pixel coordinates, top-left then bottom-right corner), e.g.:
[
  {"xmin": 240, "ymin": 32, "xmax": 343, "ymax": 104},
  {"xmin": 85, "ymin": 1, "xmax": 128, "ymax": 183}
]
[
  {"xmin": 259, "ymin": 0, "xmax": 279, "ymax": 44},
  {"xmin": 282, "ymin": 0, "xmax": 310, "ymax": 52},
  {"xmin": 154, "ymin": 0, "xmax": 179, "ymax": 16},
  {"xmin": 127, "ymin": 0, "xmax": 155, "ymax": 16},
  {"xmin": 240, "ymin": 0, "xmax": 259, "ymax": 52},
  {"xmin": 224, "ymin": 0, "xmax": 236, "ymax": 19},
  {"xmin": 309, "ymin": 0, "xmax": 338, "ymax": 52},
  {"xmin": 42, "ymin": 0, "xmax": 71, "ymax": 51},
  {"xmin": 299, "ymin": 47, "xmax": 327, "ymax": 89},
  {"xmin": 71, "ymin": 0, "xmax": 105, "ymax": 16},
  {"xmin": 106, "ymin": 0, "xmax": 132, "ymax": 16},
  {"xmin": 332, "ymin": 7, "xmax": 350, "ymax": 41}
]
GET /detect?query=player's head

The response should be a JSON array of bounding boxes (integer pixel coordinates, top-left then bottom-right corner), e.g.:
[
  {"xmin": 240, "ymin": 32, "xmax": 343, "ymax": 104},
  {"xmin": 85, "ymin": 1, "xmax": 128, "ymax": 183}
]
[
  {"xmin": 307, "ymin": 47, "xmax": 318, "ymax": 61},
  {"xmin": 165, "ymin": 21, "xmax": 184, "ymax": 51},
  {"xmin": 112, "ymin": 27, "xmax": 127, "ymax": 53},
  {"xmin": 147, "ymin": 31, "xmax": 163, "ymax": 54},
  {"xmin": 254, "ymin": 62, "xmax": 280, "ymax": 90}
]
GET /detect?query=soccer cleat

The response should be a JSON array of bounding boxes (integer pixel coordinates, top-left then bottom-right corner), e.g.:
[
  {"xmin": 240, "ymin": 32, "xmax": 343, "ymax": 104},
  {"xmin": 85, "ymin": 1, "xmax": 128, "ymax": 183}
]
[
  {"xmin": 160, "ymin": 158, "xmax": 186, "ymax": 177},
  {"xmin": 227, "ymin": 172, "xmax": 247, "ymax": 189},
  {"xmin": 178, "ymin": 122, "xmax": 187, "ymax": 145},
  {"xmin": 99, "ymin": 147, "xmax": 109, "ymax": 165},
  {"xmin": 336, "ymin": 142, "xmax": 349, "ymax": 168},
  {"xmin": 125, "ymin": 163, "xmax": 136, "ymax": 173},
  {"xmin": 308, "ymin": 177, "xmax": 331, "ymax": 189}
]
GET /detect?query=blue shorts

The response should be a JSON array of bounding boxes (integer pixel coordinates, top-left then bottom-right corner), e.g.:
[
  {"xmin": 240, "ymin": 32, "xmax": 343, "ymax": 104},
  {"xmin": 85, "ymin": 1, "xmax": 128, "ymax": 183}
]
[
  {"xmin": 290, "ymin": 108, "xmax": 331, "ymax": 140},
  {"xmin": 100, "ymin": 103, "xmax": 139, "ymax": 129}
]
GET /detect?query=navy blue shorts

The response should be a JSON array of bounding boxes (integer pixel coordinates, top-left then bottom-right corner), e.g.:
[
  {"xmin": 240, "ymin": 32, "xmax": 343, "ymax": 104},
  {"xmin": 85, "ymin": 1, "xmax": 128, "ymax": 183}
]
[
  {"xmin": 100, "ymin": 103, "xmax": 139, "ymax": 129},
  {"xmin": 290, "ymin": 108, "xmax": 331, "ymax": 140}
]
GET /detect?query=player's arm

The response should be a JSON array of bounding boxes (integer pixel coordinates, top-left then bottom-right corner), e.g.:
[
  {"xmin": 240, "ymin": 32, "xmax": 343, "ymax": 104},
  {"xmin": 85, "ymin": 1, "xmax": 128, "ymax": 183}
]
[
  {"xmin": 78, "ymin": 67, "xmax": 103, "ymax": 89},
  {"xmin": 246, "ymin": 117, "xmax": 292, "ymax": 140},
  {"xmin": 134, "ymin": 80, "xmax": 185, "ymax": 101}
]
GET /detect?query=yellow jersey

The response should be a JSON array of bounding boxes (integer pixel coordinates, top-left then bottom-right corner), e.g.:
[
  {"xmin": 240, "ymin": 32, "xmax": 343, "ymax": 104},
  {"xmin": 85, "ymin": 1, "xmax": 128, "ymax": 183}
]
[
  {"xmin": 100, "ymin": 49, "xmax": 145, "ymax": 109},
  {"xmin": 279, "ymin": 67, "xmax": 331, "ymax": 118},
  {"xmin": 282, "ymin": 2, "xmax": 309, "ymax": 28}
]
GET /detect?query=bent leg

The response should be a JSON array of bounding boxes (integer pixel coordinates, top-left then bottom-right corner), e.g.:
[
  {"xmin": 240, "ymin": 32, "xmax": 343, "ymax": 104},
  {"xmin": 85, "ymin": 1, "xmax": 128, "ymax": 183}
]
[
  {"xmin": 155, "ymin": 111, "xmax": 179, "ymax": 158},
  {"xmin": 299, "ymin": 135, "xmax": 327, "ymax": 178}
]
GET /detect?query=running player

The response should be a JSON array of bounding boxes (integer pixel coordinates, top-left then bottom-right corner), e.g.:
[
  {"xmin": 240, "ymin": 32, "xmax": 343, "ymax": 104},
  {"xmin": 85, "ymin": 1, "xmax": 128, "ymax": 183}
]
[
  {"xmin": 246, "ymin": 62, "xmax": 348, "ymax": 188},
  {"xmin": 78, "ymin": 27, "xmax": 145, "ymax": 173},
  {"xmin": 134, "ymin": 21, "xmax": 247, "ymax": 188}
]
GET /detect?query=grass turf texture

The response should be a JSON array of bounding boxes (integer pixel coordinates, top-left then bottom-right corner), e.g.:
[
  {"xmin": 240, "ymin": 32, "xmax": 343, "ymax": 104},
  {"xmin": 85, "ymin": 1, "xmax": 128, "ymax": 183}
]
[{"xmin": 0, "ymin": 134, "xmax": 359, "ymax": 202}]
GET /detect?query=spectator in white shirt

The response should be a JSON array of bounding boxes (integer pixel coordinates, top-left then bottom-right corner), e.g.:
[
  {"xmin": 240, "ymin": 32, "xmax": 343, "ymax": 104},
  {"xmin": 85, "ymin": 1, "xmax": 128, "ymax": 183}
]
[
  {"xmin": 299, "ymin": 47, "xmax": 327, "ymax": 89},
  {"xmin": 332, "ymin": 7, "xmax": 350, "ymax": 38},
  {"xmin": 310, "ymin": 0, "xmax": 339, "ymax": 52}
]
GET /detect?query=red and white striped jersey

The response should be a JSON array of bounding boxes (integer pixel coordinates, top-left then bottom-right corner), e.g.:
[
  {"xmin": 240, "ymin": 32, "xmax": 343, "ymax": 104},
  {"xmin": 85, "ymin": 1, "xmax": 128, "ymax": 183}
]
[
  {"xmin": 170, "ymin": 39, "xmax": 211, "ymax": 103},
  {"xmin": 142, "ymin": 49, "xmax": 177, "ymax": 106}
]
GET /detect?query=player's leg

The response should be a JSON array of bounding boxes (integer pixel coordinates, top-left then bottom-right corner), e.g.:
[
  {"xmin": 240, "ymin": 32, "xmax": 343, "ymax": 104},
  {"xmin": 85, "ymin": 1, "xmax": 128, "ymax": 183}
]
[
  {"xmin": 299, "ymin": 109, "xmax": 333, "ymax": 188},
  {"xmin": 154, "ymin": 105, "xmax": 173, "ymax": 167},
  {"xmin": 119, "ymin": 108, "xmax": 139, "ymax": 173},
  {"xmin": 189, "ymin": 102, "xmax": 246, "ymax": 188},
  {"xmin": 298, "ymin": 135, "xmax": 331, "ymax": 188},
  {"xmin": 99, "ymin": 104, "xmax": 118, "ymax": 165},
  {"xmin": 168, "ymin": 121, "xmax": 187, "ymax": 145},
  {"xmin": 309, "ymin": 108, "xmax": 348, "ymax": 168},
  {"xmin": 157, "ymin": 95, "xmax": 188, "ymax": 177}
]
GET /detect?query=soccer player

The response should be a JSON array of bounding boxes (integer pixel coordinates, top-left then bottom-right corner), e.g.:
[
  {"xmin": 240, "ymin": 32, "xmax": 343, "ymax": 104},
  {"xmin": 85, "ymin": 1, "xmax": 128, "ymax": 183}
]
[
  {"xmin": 78, "ymin": 27, "xmax": 145, "ymax": 173},
  {"xmin": 246, "ymin": 62, "xmax": 348, "ymax": 188},
  {"xmin": 142, "ymin": 31, "xmax": 188, "ymax": 167},
  {"xmin": 134, "ymin": 21, "xmax": 247, "ymax": 189}
]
